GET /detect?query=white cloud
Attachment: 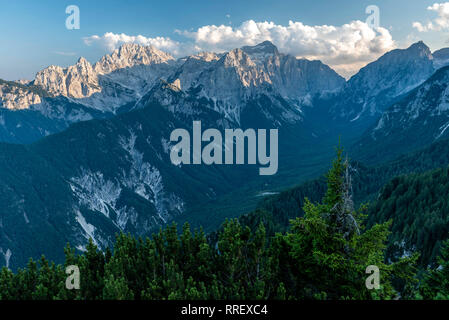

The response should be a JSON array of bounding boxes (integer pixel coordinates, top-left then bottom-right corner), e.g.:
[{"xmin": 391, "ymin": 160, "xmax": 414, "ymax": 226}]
[
  {"xmin": 83, "ymin": 32, "xmax": 199, "ymax": 56},
  {"xmin": 84, "ymin": 19, "xmax": 396, "ymax": 77},
  {"xmin": 413, "ymin": 2, "xmax": 449, "ymax": 32},
  {"xmin": 179, "ymin": 20, "xmax": 395, "ymax": 77}
]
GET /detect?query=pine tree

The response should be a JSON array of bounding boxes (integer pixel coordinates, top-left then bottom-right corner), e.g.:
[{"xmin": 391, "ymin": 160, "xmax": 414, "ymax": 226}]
[
  {"xmin": 421, "ymin": 239, "xmax": 449, "ymax": 299},
  {"xmin": 103, "ymin": 274, "xmax": 134, "ymax": 300},
  {"xmin": 280, "ymin": 147, "xmax": 416, "ymax": 299}
]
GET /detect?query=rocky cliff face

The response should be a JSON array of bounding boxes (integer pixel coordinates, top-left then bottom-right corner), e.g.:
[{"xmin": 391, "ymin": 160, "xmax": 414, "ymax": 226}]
[
  {"xmin": 33, "ymin": 44, "xmax": 176, "ymax": 112},
  {"xmin": 0, "ymin": 83, "xmax": 42, "ymax": 110},
  {"xmin": 33, "ymin": 44, "xmax": 175, "ymax": 101},
  {"xmin": 168, "ymin": 52, "xmax": 221, "ymax": 91},
  {"xmin": 172, "ymin": 41, "xmax": 345, "ymax": 123},
  {"xmin": 94, "ymin": 43, "xmax": 175, "ymax": 74},
  {"xmin": 34, "ymin": 57, "xmax": 100, "ymax": 99}
]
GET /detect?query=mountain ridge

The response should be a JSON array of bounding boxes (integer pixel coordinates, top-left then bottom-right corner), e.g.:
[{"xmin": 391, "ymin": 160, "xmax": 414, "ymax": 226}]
[{"xmin": 353, "ymin": 65, "xmax": 449, "ymax": 164}]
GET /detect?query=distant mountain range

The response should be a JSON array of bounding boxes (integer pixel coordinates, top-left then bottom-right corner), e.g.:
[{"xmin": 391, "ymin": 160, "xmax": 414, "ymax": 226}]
[
  {"xmin": 2, "ymin": 40, "xmax": 449, "ymax": 269},
  {"xmin": 1, "ymin": 40, "xmax": 447, "ymax": 144}
]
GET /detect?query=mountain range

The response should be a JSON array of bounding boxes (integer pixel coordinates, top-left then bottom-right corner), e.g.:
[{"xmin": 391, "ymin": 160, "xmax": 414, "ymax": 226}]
[{"xmin": 1, "ymin": 40, "xmax": 449, "ymax": 269}]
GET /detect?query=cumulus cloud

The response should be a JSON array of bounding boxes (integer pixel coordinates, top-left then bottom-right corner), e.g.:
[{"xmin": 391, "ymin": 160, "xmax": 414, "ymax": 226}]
[
  {"xmin": 83, "ymin": 32, "xmax": 200, "ymax": 56},
  {"xmin": 179, "ymin": 20, "xmax": 395, "ymax": 77},
  {"xmin": 84, "ymin": 19, "xmax": 396, "ymax": 77},
  {"xmin": 413, "ymin": 2, "xmax": 449, "ymax": 32}
]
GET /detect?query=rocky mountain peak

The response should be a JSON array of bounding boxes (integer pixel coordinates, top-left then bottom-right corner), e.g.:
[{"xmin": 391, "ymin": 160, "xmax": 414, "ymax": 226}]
[
  {"xmin": 0, "ymin": 80, "xmax": 42, "ymax": 110},
  {"xmin": 241, "ymin": 40, "xmax": 279, "ymax": 57},
  {"xmin": 34, "ymin": 55, "xmax": 99, "ymax": 99},
  {"xmin": 343, "ymin": 42, "xmax": 435, "ymax": 110},
  {"xmin": 31, "ymin": 43, "xmax": 176, "ymax": 104},
  {"xmin": 221, "ymin": 48, "xmax": 256, "ymax": 68},
  {"xmin": 94, "ymin": 43, "xmax": 175, "ymax": 74},
  {"xmin": 407, "ymin": 41, "xmax": 432, "ymax": 56},
  {"xmin": 76, "ymin": 56, "xmax": 91, "ymax": 67},
  {"xmin": 433, "ymin": 47, "xmax": 449, "ymax": 69},
  {"xmin": 71, "ymin": 57, "xmax": 96, "ymax": 79},
  {"xmin": 191, "ymin": 52, "xmax": 220, "ymax": 62}
]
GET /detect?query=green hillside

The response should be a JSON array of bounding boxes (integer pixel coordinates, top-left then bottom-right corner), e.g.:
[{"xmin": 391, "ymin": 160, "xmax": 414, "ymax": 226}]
[{"xmin": 367, "ymin": 166, "xmax": 449, "ymax": 267}]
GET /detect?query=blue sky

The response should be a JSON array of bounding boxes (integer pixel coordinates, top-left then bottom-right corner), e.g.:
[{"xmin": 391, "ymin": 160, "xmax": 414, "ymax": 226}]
[{"xmin": 0, "ymin": 0, "xmax": 448, "ymax": 80}]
